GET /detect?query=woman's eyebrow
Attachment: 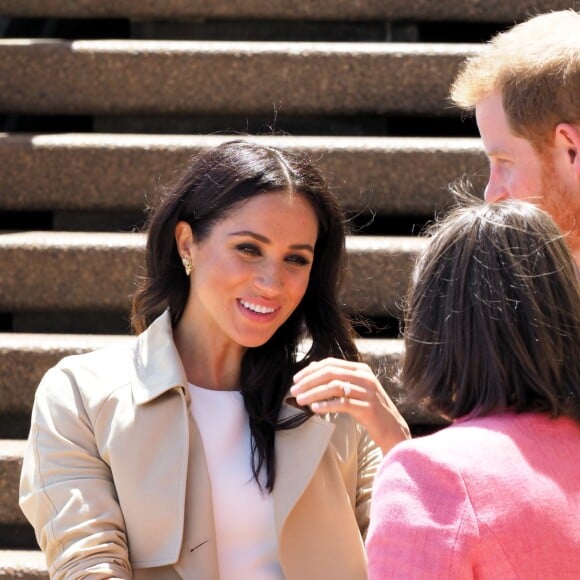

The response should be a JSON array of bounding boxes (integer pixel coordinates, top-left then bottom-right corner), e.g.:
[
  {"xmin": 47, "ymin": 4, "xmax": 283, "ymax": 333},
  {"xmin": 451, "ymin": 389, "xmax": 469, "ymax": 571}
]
[{"xmin": 229, "ymin": 231, "xmax": 314, "ymax": 253}]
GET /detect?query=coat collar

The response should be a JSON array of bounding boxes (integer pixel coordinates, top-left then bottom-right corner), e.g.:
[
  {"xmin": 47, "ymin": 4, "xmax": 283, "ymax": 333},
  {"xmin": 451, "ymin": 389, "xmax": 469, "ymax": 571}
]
[{"xmin": 132, "ymin": 310, "xmax": 190, "ymax": 405}]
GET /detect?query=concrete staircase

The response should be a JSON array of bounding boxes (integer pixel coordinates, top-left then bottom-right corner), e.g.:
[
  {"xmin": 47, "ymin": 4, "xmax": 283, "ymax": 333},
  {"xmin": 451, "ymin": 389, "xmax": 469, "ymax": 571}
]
[{"xmin": 1, "ymin": 1, "xmax": 575, "ymax": 576}]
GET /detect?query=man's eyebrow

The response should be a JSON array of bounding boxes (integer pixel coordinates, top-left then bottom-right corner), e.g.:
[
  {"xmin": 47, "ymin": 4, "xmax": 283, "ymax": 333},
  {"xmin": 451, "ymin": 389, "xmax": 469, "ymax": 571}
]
[
  {"xmin": 485, "ymin": 148, "xmax": 509, "ymax": 158},
  {"xmin": 229, "ymin": 231, "xmax": 315, "ymax": 253}
]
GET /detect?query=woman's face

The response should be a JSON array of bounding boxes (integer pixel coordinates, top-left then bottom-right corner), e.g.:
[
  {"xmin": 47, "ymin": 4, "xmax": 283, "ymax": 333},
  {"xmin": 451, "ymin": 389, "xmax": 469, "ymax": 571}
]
[{"xmin": 179, "ymin": 191, "xmax": 319, "ymax": 349}]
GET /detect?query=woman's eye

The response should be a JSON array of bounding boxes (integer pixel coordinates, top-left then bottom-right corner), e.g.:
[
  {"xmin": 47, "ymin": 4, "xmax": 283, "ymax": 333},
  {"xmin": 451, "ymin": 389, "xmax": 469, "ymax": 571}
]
[
  {"xmin": 236, "ymin": 244, "xmax": 261, "ymax": 257},
  {"xmin": 286, "ymin": 254, "xmax": 310, "ymax": 266}
]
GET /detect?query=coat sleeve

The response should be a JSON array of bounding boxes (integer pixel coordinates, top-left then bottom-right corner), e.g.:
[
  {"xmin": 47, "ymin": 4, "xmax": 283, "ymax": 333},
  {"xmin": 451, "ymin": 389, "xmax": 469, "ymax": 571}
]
[
  {"xmin": 354, "ymin": 424, "xmax": 383, "ymax": 539},
  {"xmin": 365, "ymin": 443, "xmax": 479, "ymax": 580},
  {"xmin": 19, "ymin": 366, "xmax": 132, "ymax": 580}
]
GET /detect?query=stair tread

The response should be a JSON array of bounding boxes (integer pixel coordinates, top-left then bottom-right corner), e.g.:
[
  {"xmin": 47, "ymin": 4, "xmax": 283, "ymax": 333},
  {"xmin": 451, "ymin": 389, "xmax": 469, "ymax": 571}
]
[
  {"xmin": 0, "ymin": 0, "xmax": 572, "ymax": 21},
  {"xmin": 0, "ymin": 550, "xmax": 46, "ymax": 577},
  {"xmin": 0, "ymin": 40, "xmax": 478, "ymax": 115},
  {"xmin": 0, "ymin": 133, "xmax": 485, "ymax": 212}
]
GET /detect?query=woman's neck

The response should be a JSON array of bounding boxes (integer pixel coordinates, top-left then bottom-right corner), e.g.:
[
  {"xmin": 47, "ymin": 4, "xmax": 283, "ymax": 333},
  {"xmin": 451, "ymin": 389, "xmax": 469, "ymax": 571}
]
[{"xmin": 173, "ymin": 317, "xmax": 245, "ymax": 391}]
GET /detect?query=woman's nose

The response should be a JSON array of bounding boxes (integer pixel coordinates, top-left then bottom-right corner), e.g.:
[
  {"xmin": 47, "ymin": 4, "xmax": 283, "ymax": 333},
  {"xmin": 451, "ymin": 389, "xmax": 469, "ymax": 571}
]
[{"xmin": 253, "ymin": 263, "xmax": 282, "ymax": 294}]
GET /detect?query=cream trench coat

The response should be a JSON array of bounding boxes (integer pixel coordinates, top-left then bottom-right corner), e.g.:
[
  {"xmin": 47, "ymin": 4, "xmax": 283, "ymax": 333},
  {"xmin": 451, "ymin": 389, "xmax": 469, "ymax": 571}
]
[{"xmin": 20, "ymin": 311, "xmax": 381, "ymax": 580}]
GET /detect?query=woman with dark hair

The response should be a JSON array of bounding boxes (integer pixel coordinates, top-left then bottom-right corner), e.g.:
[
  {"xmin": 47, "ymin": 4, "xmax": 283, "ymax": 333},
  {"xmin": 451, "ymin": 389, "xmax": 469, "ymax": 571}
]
[
  {"xmin": 20, "ymin": 140, "xmax": 409, "ymax": 579},
  {"xmin": 366, "ymin": 199, "xmax": 580, "ymax": 579}
]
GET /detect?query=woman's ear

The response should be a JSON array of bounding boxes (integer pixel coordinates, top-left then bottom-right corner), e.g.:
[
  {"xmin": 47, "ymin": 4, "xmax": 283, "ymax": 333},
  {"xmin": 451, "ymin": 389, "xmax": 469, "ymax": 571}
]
[{"xmin": 175, "ymin": 221, "xmax": 196, "ymax": 263}]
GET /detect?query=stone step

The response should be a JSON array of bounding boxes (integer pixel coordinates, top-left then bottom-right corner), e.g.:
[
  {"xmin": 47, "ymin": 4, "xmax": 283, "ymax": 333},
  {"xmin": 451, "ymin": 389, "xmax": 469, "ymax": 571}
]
[
  {"xmin": 0, "ymin": 333, "xmax": 439, "ymax": 420},
  {"xmin": 0, "ymin": 333, "xmax": 126, "ymax": 417},
  {"xmin": 0, "ymin": 133, "xmax": 486, "ymax": 214},
  {"xmin": 0, "ymin": 549, "xmax": 46, "ymax": 579},
  {"xmin": 0, "ymin": 440, "xmax": 26, "ymax": 527},
  {"xmin": 0, "ymin": 0, "xmax": 574, "ymax": 22},
  {"xmin": 0, "ymin": 40, "xmax": 478, "ymax": 116},
  {"xmin": 0, "ymin": 231, "xmax": 425, "ymax": 316}
]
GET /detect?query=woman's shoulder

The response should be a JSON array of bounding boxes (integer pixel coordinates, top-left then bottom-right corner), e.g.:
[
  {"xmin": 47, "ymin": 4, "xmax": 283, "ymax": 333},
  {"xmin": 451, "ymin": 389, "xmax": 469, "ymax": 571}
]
[
  {"xmin": 54, "ymin": 336, "xmax": 136, "ymax": 371},
  {"xmin": 383, "ymin": 412, "xmax": 579, "ymax": 479},
  {"xmin": 38, "ymin": 337, "xmax": 138, "ymax": 404}
]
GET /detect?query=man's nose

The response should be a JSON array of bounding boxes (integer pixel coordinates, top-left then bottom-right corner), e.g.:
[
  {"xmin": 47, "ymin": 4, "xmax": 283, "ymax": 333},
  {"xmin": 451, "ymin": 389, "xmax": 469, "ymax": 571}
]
[{"xmin": 484, "ymin": 177, "xmax": 509, "ymax": 203}]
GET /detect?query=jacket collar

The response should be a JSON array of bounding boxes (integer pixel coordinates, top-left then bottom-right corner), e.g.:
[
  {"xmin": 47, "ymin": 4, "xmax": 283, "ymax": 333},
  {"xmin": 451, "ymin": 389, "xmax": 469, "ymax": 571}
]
[{"xmin": 132, "ymin": 310, "xmax": 189, "ymax": 405}]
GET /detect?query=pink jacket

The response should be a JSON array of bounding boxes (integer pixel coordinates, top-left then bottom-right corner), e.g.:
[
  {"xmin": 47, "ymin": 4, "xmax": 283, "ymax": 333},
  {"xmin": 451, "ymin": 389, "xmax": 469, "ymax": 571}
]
[{"xmin": 366, "ymin": 413, "xmax": 580, "ymax": 579}]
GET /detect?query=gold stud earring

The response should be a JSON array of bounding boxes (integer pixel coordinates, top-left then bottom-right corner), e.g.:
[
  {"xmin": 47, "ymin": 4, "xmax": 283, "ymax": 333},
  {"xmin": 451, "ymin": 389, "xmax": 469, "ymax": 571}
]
[{"xmin": 181, "ymin": 257, "xmax": 193, "ymax": 276}]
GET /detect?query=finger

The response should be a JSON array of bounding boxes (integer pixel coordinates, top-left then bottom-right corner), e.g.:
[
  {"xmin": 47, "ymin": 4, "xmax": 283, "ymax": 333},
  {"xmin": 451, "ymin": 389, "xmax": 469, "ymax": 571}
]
[
  {"xmin": 291, "ymin": 366, "xmax": 374, "ymax": 399},
  {"xmin": 293, "ymin": 361, "xmax": 370, "ymax": 388},
  {"xmin": 294, "ymin": 379, "xmax": 364, "ymax": 406},
  {"xmin": 293, "ymin": 357, "xmax": 363, "ymax": 382},
  {"xmin": 310, "ymin": 396, "xmax": 370, "ymax": 415}
]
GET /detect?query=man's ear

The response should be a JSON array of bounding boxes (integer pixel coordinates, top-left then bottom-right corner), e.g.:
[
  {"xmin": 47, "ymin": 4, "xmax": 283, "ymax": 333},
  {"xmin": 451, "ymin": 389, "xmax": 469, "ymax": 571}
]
[{"xmin": 554, "ymin": 122, "xmax": 580, "ymax": 178}]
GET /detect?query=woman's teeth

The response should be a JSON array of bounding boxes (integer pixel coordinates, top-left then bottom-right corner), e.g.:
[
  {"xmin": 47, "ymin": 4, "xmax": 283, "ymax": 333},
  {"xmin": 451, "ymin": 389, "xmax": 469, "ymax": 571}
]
[{"xmin": 240, "ymin": 300, "xmax": 275, "ymax": 314}]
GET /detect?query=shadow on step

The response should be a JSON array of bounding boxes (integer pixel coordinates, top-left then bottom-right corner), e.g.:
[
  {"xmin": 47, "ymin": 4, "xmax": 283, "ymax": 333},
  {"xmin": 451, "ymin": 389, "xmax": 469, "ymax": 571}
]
[
  {"xmin": 0, "ymin": 414, "xmax": 31, "ymax": 439},
  {"xmin": 0, "ymin": 524, "xmax": 39, "ymax": 549}
]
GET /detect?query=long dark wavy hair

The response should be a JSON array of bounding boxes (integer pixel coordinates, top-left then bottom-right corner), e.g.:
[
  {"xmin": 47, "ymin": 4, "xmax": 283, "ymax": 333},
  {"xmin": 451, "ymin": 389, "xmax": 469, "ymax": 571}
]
[
  {"xmin": 401, "ymin": 196, "xmax": 580, "ymax": 423},
  {"xmin": 131, "ymin": 139, "xmax": 360, "ymax": 491}
]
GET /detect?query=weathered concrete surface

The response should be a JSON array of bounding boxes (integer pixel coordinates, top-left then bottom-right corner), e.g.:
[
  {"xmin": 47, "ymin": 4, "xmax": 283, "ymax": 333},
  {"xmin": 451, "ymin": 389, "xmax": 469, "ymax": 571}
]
[
  {"xmin": 0, "ymin": 40, "xmax": 479, "ymax": 115},
  {"xmin": 0, "ymin": 134, "xmax": 487, "ymax": 213},
  {"xmin": 0, "ymin": 334, "xmax": 129, "ymax": 415},
  {"xmin": 0, "ymin": 232, "xmax": 425, "ymax": 314},
  {"xmin": 344, "ymin": 235, "xmax": 425, "ymax": 317},
  {"xmin": 0, "ymin": 232, "xmax": 145, "ymax": 311},
  {"xmin": 0, "ymin": 549, "xmax": 47, "ymax": 579},
  {"xmin": 0, "ymin": 0, "xmax": 575, "ymax": 21},
  {"xmin": 0, "ymin": 441, "xmax": 25, "ymax": 526}
]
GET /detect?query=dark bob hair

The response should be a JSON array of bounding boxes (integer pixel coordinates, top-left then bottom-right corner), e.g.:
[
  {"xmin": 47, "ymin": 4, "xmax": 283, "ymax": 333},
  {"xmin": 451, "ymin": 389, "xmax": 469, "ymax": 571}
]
[
  {"xmin": 131, "ymin": 139, "xmax": 359, "ymax": 490},
  {"xmin": 401, "ymin": 197, "xmax": 580, "ymax": 422}
]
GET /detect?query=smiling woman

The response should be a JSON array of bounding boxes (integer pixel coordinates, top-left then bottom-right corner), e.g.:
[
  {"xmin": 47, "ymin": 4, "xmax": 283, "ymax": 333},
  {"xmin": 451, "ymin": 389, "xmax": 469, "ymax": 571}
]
[
  {"xmin": 19, "ymin": 139, "xmax": 409, "ymax": 580},
  {"xmin": 174, "ymin": 191, "xmax": 318, "ymax": 352}
]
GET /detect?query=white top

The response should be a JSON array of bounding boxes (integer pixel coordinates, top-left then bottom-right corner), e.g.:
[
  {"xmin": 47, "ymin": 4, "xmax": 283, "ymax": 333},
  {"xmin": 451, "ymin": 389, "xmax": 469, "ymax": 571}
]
[{"xmin": 188, "ymin": 384, "xmax": 283, "ymax": 580}]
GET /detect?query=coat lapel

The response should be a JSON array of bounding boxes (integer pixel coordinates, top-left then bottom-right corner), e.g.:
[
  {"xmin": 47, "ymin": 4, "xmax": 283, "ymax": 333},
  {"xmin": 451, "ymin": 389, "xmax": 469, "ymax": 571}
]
[
  {"xmin": 131, "ymin": 311, "xmax": 220, "ymax": 577},
  {"xmin": 272, "ymin": 404, "xmax": 335, "ymax": 534},
  {"xmin": 173, "ymin": 413, "xmax": 220, "ymax": 579}
]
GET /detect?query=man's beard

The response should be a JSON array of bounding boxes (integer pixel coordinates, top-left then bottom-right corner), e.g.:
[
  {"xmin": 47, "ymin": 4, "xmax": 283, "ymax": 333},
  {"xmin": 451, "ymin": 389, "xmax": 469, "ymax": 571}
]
[{"xmin": 540, "ymin": 163, "xmax": 580, "ymax": 255}]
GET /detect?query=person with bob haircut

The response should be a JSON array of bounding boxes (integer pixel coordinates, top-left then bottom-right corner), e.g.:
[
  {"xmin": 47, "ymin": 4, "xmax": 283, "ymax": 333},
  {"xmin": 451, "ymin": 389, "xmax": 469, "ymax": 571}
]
[
  {"xmin": 366, "ymin": 197, "xmax": 580, "ymax": 579},
  {"xmin": 19, "ymin": 139, "xmax": 409, "ymax": 579},
  {"xmin": 450, "ymin": 9, "xmax": 580, "ymax": 265}
]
